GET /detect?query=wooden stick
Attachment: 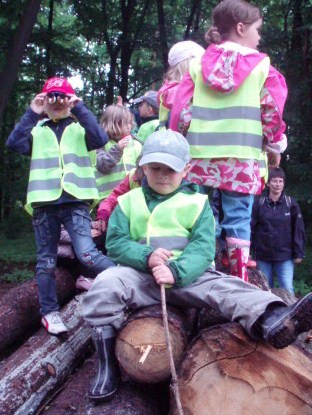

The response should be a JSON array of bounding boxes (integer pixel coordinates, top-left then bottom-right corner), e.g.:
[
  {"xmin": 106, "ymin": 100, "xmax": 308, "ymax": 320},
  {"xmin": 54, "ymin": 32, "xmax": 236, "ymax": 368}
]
[{"xmin": 160, "ymin": 284, "xmax": 184, "ymax": 415}]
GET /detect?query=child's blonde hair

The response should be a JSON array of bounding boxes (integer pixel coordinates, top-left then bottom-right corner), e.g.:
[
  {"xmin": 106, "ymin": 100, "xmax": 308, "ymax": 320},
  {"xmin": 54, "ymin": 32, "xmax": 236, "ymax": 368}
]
[
  {"xmin": 164, "ymin": 58, "xmax": 193, "ymax": 82},
  {"xmin": 100, "ymin": 105, "xmax": 133, "ymax": 141},
  {"xmin": 205, "ymin": 0, "xmax": 262, "ymax": 45}
]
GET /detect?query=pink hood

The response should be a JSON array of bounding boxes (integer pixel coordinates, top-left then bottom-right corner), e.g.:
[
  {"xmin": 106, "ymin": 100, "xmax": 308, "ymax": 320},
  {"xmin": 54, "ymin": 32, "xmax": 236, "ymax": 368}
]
[
  {"xmin": 157, "ymin": 80, "xmax": 180, "ymax": 110},
  {"xmin": 170, "ymin": 42, "xmax": 268, "ymax": 130},
  {"xmin": 201, "ymin": 43, "xmax": 267, "ymax": 93}
]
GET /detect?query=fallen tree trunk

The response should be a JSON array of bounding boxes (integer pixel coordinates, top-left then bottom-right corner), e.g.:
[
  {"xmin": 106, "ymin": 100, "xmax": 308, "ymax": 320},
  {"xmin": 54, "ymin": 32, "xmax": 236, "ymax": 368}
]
[
  {"xmin": 0, "ymin": 267, "xmax": 76, "ymax": 355},
  {"xmin": 0, "ymin": 294, "xmax": 92, "ymax": 415},
  {"xmin": 42, "ymin": 355, "xmax": 166, "ymax": 415},
  {"xmin": 115, "ymin": 305, "xmax": 192, "ymax": 384},
  {"xmin": 170, "ymin": 322, "xmax": 312, "ymax": 415}
]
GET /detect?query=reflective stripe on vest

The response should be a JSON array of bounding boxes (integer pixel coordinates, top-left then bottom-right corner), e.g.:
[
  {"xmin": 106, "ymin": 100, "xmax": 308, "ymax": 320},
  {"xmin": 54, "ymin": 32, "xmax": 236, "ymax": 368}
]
[
  {"xmin": 95, "ymin": 138, "xmax": 142, "ymax": 200},
  {"xmin": 139, "ymin": 236, "xmax": 189, "ymax": 251},
  {"xmin": 187, "ymin": 57, "xmax": 270, "ymax": 160},
  {"xmin": 259, "ymin": 150, "xmax": 268, "ymax": 182},
  {"xmin": 26, "ymin": 122, "xmax": 99, "ymax": 213},
  {"xmin": 118, "ymin": 187, "xmax": 207, "ymax": 259}
]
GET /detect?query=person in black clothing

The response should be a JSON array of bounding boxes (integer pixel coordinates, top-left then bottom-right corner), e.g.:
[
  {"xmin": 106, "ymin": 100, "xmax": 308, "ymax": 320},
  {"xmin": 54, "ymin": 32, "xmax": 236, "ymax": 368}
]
[{"xmin": 251, "ymin": 167, "xmax": 305, "ymax": 293}]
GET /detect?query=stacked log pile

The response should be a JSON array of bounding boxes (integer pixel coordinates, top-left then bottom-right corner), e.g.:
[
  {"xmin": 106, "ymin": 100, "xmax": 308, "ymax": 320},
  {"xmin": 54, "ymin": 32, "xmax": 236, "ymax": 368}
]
[
  {"xmin": 1, "ymin": 266, "xmax": 312, "ymax": 415},
  {"xmin": 0, "ymin": 294, "xmax": 92, "ymax": 415}
]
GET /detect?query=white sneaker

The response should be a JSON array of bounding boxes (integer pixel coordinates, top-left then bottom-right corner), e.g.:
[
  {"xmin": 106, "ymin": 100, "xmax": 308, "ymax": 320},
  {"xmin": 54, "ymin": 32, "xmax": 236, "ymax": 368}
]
[{"xmin": 41, "ymin": 311, "xmax": 68, "ymax": 335}]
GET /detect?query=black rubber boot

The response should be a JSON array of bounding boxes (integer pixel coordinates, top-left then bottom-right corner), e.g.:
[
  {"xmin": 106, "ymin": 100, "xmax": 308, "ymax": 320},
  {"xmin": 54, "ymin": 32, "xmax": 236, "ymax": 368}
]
[
  {"xmin": 88, "ymin": 327, "xmax": 120, "ymax": 402},
  {"xmin": 260, "ymin": 293, "xmax": 312, "ymax": 349}
]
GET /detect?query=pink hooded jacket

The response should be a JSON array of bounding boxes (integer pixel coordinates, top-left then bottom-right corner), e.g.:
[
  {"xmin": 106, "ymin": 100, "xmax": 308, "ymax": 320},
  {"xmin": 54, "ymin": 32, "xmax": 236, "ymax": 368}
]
[
  {"xmin": 170, "ymin": 42, "xmax": 288, "ymax": 153},
  {"xmin": 157, "ymin": 80, "xmax": 180, "ymax": 116}
]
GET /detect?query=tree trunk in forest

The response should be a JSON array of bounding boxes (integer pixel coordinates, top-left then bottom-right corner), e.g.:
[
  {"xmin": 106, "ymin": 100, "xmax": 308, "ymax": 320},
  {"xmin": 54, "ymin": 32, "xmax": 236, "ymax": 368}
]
[
  {"xmin": 0, "ymin": 295, "xmax": 92, "ymax": 415},
  {"xmin": 170, "ymin": 322, "xmax": 312, "ymax": 415},
  {"xmin": 184, "ymin": 0, "xmax": 201, "ymax": 39},
  {"xmin": 115, "ymin": 305, "xmax": 192, "ymax": 384},
  {"xmin": 0, "ymin": 0, "xmax": 42, "ymax": 126},
  {"xmin": 156, "ymin": 0, "xmax": 168, "ymax": 71},
  {"xmin": 46, "ymin": 0, "xmax": 55, "ymax": 78},
  {"xmin": 0, "ymin": 267, "xmax": 76, "ymax": 355},
  {"xmin": 119, "ymin": 0, "xmax": 151, "ymax": 101}
]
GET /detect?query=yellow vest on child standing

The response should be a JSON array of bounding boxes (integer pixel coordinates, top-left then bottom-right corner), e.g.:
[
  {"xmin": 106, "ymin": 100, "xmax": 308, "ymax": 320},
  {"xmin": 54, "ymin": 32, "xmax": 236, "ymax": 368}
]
[
  {"xmin": 94, "ymin": 138, "xmax": 142, "ymax": 200},
  {"xmin": 187, "ymin": 56, "xmax": 270, "ymax": 160}
]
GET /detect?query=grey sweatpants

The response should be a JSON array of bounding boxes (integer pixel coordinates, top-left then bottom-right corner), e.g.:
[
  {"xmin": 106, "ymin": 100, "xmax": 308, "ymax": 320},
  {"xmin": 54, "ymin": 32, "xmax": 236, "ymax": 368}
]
[{"xmin": 82, "ymin": 266, "xmax": 286, "ymax": 340}]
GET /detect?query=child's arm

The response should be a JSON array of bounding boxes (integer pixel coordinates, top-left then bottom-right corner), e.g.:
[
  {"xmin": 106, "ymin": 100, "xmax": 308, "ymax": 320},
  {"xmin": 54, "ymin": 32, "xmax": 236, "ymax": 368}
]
[
  {"xmin": 70, "ymin": 100, "xmax": 109, "ymax": 150},
  {"xmin": 261, "ymin": 66, "xmax": 288, "ymax": 155},
  {"xmin": 96, "ymin": 145, "xmax": 123, "ymax": 173},
  {"xmin": 96, "ymin": 174, "xmax": 131, "ymax": 225},
  {"xmin": 169, "ymin": 72, "xmax": 195, "ymax": 135},
  {"xmin": 291, "ymin": 198, "xmax": 306, "ymax": 262},
  {"xmin": 6, "ymin": 94, "xmax": 45, "ymax": 155},
  {"xmin": 105, "ymin": 204, "xmax": 154, "ymax": 271}
]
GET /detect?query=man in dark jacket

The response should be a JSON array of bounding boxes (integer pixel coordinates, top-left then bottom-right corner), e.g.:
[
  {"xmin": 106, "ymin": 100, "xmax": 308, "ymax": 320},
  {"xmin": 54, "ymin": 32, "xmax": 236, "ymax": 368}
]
[{"xmin": 251, "ymin": 167, "xmax": 305, "ymax": 293}]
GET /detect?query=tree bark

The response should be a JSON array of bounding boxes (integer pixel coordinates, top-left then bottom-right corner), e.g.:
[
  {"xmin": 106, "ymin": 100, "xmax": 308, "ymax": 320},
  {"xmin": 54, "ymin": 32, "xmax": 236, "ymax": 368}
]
[
  {"xmin": 170, "ymin": 323, "xmax": 312, "ymax": 415},
  {"xmin": 0, "ymin": 0, "xmax": 42, "ymax": 126},
  {"xmin": 156, "ymin": 0, "xmax": 168, "ymax": 71},
  {"xmin": 46, "ymin": 0, "xmax": 55, "ymax": 78},
  {"xmin": 0, "ymin": 295, "xmax": 92, "ymax": 415},
  {"xmin": 184, "ymin": 0, "xmax": 201, "ymax": 39},
  {"xmin": 0, "ymin": 267, "xmax": 76, "ymax": 355},
  {"xmin": 115, "ymin": 305, "xmax": 191, "ymax": 383}
]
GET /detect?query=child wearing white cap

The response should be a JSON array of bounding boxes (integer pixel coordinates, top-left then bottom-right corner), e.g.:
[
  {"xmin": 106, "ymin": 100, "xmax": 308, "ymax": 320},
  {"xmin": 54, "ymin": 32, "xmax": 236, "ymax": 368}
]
[
  {"xmin": 82, "ymin": 129, "xmax": 312, "ymax": 403},
  {"xmin": 157, "ymin": 40, "xmax": 205, "ymax": 129}
]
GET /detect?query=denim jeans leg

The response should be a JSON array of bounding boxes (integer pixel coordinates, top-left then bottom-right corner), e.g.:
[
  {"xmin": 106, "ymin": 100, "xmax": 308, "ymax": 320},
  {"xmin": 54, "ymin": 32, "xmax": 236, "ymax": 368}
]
[
  {"xmin": 220, "ymin": 191, "xmax": 254, "ymax": 240},
  {"xmin": 275, "ymin": 260, "xmax": 295, "ymax": 293},
  {"xmin": 257, "ymin": 260, "xmax": 274, "ymax": 288},
  {"xmin": 32, "ymin": 207, "xmax": 61, "ymax": 315},
  {"xmin": 63, "ymin": 204, "xmax": 115, "ymax": 274}
]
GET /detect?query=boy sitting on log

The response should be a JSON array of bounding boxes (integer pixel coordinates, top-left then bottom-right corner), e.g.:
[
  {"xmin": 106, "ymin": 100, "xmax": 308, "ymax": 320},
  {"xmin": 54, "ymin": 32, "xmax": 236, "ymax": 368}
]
[{"xmin": 82, "ymin": 129, "xmax": 312, "ymax": 403}]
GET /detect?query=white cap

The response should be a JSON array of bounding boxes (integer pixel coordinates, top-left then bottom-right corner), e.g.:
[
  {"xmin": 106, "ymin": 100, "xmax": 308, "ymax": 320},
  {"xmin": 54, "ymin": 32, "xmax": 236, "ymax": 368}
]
[{"xmin": 168, "ymin": 41, "xmax": 205, "ymax": 68}]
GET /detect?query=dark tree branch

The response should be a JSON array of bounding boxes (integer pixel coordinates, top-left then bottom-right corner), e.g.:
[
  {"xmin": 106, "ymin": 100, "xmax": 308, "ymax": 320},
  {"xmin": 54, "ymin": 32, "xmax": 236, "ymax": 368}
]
[{"xmin": 156, "ymin": 0, "xmax": 169, "ymax": 71}]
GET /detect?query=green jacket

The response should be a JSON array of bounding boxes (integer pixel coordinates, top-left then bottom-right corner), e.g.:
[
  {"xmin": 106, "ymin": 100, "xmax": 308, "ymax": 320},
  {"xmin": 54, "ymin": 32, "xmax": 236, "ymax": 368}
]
[{"xmin": 106, "ymin": 180, "xmax": 215, "ymax": 287}]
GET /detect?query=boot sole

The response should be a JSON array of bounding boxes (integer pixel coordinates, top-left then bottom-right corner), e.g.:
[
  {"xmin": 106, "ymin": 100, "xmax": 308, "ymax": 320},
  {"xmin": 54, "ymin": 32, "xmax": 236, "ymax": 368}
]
[
  {"xmin": 88, "ymin": 386, "xmax": 118, "ymax": 403},
  {"xmin": 265, "ymin": 293, "xmax": 312, "ymax": 349}
]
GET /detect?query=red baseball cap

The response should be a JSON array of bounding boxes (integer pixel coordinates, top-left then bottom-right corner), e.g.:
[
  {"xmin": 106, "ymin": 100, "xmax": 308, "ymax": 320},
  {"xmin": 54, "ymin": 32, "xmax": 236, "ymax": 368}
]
[{"xmin": 42, "ymin": 77, "xmax": 75, "ymax": 95}]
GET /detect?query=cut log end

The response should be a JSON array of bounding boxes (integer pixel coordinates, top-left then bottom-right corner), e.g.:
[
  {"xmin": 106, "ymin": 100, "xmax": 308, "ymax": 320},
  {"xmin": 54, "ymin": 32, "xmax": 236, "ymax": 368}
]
[
  {"xmin": 116, "ymin": 314, "xmax": 186, "ymax": 384},
  {"xmin": 170, "ymin": 323, "xmax": 312, "ymax": 415}
]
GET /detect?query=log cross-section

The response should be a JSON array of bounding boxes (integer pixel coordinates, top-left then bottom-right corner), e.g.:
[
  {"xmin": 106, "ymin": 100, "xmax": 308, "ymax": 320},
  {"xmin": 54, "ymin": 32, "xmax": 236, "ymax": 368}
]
[
  {"xmin": 115, "ymin": 305, "xmax": 190, "ymax": 384},
  {"xmin": 170, "ymin": 322, "xmax": 312, "ymax": 415}
]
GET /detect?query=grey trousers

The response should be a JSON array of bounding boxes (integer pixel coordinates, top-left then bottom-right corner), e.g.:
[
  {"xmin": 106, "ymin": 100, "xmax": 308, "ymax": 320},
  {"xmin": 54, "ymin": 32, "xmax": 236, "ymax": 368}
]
[{"xmin": 82, "ymin": 266, "xmax": 286, "ymax": 340}]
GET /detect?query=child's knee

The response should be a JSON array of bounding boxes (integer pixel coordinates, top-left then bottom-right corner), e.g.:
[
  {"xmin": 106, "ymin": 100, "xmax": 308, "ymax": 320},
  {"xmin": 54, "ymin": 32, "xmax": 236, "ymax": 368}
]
[{"xmin": 77, "ymin": 249, "xmax": 99, "ymax": 268}]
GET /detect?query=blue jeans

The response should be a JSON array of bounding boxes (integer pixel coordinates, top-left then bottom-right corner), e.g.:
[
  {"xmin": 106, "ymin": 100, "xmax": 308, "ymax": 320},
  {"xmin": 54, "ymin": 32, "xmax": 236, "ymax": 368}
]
[
  {"xmin": 220, "ymin": 191, "xmax": 254, "ymax": 241},
  {"xmin": 257, "ymin": 259, "xmax": 294, "ymax": 293},
  {"xmin": 32, "ymin": 203, "xmax": 115, "ymax": 315}
]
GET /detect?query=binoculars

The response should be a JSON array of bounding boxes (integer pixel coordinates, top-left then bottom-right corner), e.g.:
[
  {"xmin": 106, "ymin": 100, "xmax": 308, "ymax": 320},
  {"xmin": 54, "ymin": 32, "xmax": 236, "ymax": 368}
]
[{"xmin": 46, "ymin": 92, "xmax": 69, "ymax": 104}]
